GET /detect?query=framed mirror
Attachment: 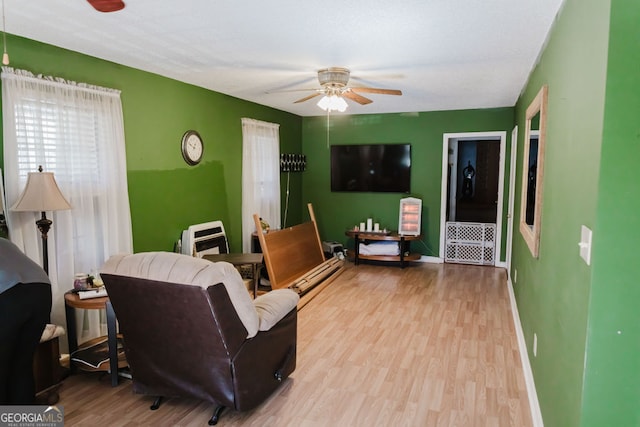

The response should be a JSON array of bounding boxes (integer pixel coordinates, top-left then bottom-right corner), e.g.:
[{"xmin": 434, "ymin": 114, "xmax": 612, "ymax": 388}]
[{"xmin": 519, "ymin": 85, "xmax": 548, "ymax": 258}]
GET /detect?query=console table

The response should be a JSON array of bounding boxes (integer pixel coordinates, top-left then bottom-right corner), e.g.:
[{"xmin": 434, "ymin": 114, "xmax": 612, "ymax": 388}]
[{"xmin": 345, "ymin": 230, "xmax": 422, "ymax": 268}]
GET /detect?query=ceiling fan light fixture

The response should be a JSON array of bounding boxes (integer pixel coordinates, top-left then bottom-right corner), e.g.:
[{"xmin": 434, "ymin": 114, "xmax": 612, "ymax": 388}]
[
  {"xmin": 282, "ymin": 66, "xmax": 402, "ymax": 110},
  {"xmin": 318, "ymin": 67, "xmax": 350, "ymax": 88},
  {"xmin": 317, "ymin": 94, "xmax": 348, "ymax": 112}
]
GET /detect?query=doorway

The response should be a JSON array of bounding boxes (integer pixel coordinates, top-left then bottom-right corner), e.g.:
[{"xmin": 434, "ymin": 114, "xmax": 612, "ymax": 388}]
[
  {"xmin": 453, "ymin": 139, "xmax": 500, "ymax": 222},
  {"xmin": 439, "ymin": 132, "xmax": 507, "ymax": 266}
]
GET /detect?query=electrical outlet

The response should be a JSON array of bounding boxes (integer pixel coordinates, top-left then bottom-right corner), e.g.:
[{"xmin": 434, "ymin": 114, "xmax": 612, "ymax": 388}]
[{"xmin": 533, "ymin": 333, "xmax": 538, "ymax": 357}]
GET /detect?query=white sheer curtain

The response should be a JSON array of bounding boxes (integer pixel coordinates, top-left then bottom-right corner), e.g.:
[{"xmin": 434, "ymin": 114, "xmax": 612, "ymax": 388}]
[
  {"xmin": 241, "ymin": 118, "xmax": 280, "ymax": 252},
  {"xmin": 2, "ymin": 67, "xmax": 133, "ymax": 346}
]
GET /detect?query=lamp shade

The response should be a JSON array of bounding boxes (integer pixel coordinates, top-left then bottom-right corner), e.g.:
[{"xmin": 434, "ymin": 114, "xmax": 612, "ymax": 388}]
[{"xmin": 11, "ymin": 170, "xmax": 71, "ymax": 212}]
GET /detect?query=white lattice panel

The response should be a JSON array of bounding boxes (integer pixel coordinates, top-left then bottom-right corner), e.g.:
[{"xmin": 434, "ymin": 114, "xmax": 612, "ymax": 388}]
[{"xmin": 445, "ymin": 222, "xmax": 496, "ymax": 265}]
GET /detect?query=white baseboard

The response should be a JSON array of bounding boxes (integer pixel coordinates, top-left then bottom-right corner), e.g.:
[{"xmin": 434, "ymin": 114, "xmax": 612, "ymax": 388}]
[
  {"xmin": 419, "ymin": 255, "xmax": 444, "ymax": 263},
  {"xmin": 417, "ymin": 256, "xmax": 506, "ymax": 266},
  {"xmin": 507, "ymin": 277, "xmax": 544, "ymax": 427}
]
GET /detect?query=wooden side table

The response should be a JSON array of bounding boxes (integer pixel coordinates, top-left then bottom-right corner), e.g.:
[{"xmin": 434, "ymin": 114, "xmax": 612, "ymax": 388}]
[
  {"xmin": 345, "ymin": 230, "xmax": 422, "ymax": 268},
  {"xmin": 203, "ymin": 253, "xmax": 264, "ymax": 298},
  {"xmin": 64, "ymin": 291, "xmax": 124, "ymax": 386}
]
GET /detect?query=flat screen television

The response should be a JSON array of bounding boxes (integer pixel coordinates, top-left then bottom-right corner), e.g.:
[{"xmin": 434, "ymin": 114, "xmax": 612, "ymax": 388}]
[{"xmin": 331, "ymin": 143, "xmax": 411, "ymax": 193}]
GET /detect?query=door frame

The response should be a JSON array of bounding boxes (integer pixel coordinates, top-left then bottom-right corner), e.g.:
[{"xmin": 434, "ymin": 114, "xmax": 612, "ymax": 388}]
[
  {"xmin": 505, "ymin": 126, "xmax": 518, "ymax": 277},
  {"xmin": 439, "ymin": 131, "xmax": 507, "ymax": 266}
]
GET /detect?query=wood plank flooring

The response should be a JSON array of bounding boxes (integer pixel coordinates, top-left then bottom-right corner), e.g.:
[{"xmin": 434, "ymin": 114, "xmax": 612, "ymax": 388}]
[{"xmin": 57, "ymin": 262, "xmax": 532, "ymax": 426}]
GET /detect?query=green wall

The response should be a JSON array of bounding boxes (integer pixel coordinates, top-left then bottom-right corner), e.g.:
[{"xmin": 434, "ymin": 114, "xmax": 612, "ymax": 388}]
[
  {"xmin": 581, "ymin": 0, "xmax": 640, "ymax": 425},
  {"xmin": 0, "ymin": 34, "xmax": 303, "ymax": 253},
  {"xmin": 512, "ymin": 0, "xmax": 611, "ymax": 426},
  {"xmin": 301, "ymin": 109, "xmax": 514, "ymax": 257}
]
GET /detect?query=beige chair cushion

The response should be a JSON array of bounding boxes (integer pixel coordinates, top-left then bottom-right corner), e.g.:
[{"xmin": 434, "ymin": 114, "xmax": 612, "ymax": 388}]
[
  {"xmin": 101, "ymin": 252, "xmax": 260, "ymax": 338},
  {"xmin": 253, "ymin": 289, "xmax": 300, "ymax": 331},
  {"xmin": 40, "ymin": 324, "xmax": 65, "ymax": 343}
]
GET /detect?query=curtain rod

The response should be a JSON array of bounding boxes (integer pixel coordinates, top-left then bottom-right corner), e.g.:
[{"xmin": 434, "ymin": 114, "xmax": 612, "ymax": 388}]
[{"xmin": 1, "ymin": 66, "xmax": 121, "ymax": 97}]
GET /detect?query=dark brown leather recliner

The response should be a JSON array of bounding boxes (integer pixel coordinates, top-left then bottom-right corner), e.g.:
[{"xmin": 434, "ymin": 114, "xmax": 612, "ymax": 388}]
[{"xmin": 100, "ymin": 252, "xmax": 299, "ymax": 425}]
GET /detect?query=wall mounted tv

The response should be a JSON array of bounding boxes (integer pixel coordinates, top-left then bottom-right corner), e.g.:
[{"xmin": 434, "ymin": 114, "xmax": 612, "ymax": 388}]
[{"xmin": 331, "ymin": 143, "xmax": 411, "ymax": 193}]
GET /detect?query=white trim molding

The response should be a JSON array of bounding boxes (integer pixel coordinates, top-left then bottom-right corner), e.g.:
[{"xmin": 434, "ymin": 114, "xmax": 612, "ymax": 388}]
[
  {"xmin": 439, "ymin": 131, "xmax": 507, "ymax": 265},
  {"xmin": 507, "ymin": 276, "xmax": 544, "ymax": 426}
]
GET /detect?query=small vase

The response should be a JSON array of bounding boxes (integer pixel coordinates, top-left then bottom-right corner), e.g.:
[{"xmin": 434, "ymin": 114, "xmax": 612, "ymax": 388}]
[{"xmin": 73, "ymin": 274, "xmax": 88, "ymax": 290}]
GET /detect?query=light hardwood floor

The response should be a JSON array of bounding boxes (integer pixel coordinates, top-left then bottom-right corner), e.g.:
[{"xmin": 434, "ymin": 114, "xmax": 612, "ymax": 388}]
[{"xmin": 57, "ymin": 262, "xmax": 532, "ymax": 426}]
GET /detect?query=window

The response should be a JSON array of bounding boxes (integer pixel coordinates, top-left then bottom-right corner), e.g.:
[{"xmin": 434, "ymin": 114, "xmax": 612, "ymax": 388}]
[
  {"xmin": 15, "ymin": 97, "xmax": 100, "ymax": 185},
  {"xmin": 2, "ymin": 67, "xmax": 132, "ymax": 341},
  {"xmin": 241, "ymin": 118, "xmax": 280, "ymax": 252}
]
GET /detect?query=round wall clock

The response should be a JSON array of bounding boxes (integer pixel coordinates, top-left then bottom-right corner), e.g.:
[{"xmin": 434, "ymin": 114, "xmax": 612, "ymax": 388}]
[{"xmin": 181, "ymin": 130, "xmax": 204, "ymax": 166}]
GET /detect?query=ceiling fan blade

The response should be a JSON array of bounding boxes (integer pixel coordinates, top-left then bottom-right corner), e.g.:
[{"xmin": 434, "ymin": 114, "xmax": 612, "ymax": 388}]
[
  {"xmin": 293, "ymin": 93, "xmax": 322, "ymax": 103},
  {"xmin": 350, "ymin": 87, "xmax": 402, "ymax": 96},
  {"xmin": 343, "ymin": 91, "xmax": 373, "ymax": 105},
  {"xmin": 87, "ymin": 0, "xmax": 125, "ymax": 12},
  {"xmin": 266, "ymin": 88, "xmax": 319, "ymax": 94}
]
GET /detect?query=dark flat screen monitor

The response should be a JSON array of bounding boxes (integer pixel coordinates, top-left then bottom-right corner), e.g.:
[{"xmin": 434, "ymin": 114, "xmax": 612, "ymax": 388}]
[{"xmin": 331, "ymin": 144, "xmax": 411, "ymax": 193}]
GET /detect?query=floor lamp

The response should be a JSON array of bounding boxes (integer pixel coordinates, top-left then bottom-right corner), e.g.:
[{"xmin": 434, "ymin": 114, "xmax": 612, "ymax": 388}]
[{"xmin": 11, "ymin": 166, "xmax": 71, "ymax": 275}]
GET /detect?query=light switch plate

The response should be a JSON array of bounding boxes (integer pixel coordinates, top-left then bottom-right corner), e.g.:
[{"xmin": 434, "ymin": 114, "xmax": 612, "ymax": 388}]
[{"xmin": 579, "ymin": 225, "xmax": 592, "ymax": 265}]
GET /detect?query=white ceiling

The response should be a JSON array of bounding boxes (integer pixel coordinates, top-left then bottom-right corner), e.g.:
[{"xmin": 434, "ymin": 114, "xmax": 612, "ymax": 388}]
[{"xmin": 4, "ymin": 0, "xmax": 564, "ymax": 117}]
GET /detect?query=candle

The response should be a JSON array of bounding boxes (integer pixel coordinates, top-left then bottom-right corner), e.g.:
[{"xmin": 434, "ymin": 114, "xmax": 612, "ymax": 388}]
[
  {"xmin": 360, "ymin": 222, "xmax": 365, "ymax": 231},
  {"xmin": 374, "ymin": 223, "xmax": 380, "ymax": 232},
  {"xmin": 367, "ymin": 218, "xmax": 373, "ymax": 232}
]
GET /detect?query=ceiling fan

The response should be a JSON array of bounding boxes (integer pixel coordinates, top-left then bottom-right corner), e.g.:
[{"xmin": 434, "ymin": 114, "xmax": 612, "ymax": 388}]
[
  {"xmin": 86, "ymin": 0, "xmax": 125, "ymax": 12},
  {"xmin": 292, "ymin": 67, "xmax": 402, "ymax": 109}
]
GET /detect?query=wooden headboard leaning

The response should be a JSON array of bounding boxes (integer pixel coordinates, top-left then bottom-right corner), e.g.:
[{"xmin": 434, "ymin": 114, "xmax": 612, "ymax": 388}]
[{"xmin": 253, "ymin": 203, "xmax": 344, "ymax": 308}]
